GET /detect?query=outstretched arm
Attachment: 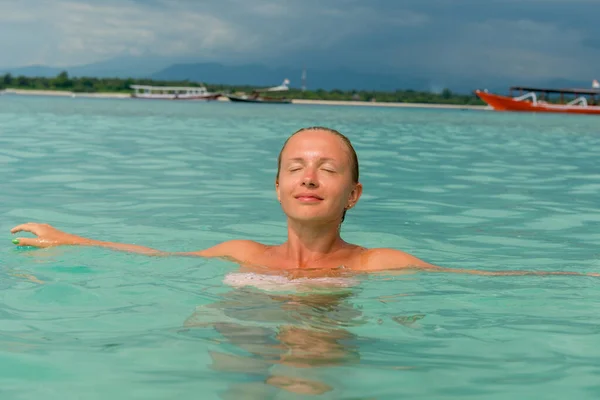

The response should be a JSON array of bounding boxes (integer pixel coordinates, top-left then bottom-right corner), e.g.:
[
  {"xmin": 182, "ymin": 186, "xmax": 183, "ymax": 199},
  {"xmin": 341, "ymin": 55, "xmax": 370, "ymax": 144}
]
[
  {"xmin": 11, "ymin": 223, "xmax": 172, "ymax": 255},
  {"xmin": 9, "ymin": 223, "xmax": 252, "ymax": 260},
  {"xmin": 361, "ymin": 248, "xmax": 599, "ymax": 277}
]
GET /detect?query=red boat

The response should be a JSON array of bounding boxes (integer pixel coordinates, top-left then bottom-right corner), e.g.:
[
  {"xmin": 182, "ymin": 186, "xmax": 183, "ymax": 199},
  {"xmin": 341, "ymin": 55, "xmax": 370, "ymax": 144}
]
[{"xmin": 475, "ymin": 84, "xmax": 600, "ymax": 115}]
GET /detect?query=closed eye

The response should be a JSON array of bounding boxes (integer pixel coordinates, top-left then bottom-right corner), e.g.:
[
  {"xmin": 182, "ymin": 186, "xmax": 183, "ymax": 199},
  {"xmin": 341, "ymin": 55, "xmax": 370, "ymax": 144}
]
[{"xmin": 321, "ymin": 165, "xmax": 337, "ymax": 172}]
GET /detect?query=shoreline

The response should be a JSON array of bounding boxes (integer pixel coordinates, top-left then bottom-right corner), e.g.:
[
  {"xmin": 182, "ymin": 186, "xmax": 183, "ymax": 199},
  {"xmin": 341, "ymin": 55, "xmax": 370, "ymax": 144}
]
[
  {"xmin": 1, "ymin": 89, "xmax": 131, "ymax": 98},
  {"xmin": 1, "ymin": 88, "xmax": 488, "ymax": 110},
  {"xmin": 291, "ymin": 98, "xmax": 486, "ymax": 110}
]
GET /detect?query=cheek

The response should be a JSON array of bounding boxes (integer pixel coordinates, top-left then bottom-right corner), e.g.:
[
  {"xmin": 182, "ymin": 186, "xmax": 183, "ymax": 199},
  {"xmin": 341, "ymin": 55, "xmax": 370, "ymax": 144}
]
[
  {"xmin": 278, "ymin": 177, "xmax": 294, "ymax": 191},
  {"xmin": 277, "ymin": 178, "xmax": 297, "ymax": 200},
  {"xmin": 329, "ymin": 177, "xmax": 353, "ymax": 195}
]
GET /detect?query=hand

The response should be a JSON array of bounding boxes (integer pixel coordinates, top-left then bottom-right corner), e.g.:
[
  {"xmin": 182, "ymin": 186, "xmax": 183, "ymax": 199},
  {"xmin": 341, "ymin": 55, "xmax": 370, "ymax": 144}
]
[{"xmin": 10, "ymin": 223, "xmax": 81, "ymax": 248}]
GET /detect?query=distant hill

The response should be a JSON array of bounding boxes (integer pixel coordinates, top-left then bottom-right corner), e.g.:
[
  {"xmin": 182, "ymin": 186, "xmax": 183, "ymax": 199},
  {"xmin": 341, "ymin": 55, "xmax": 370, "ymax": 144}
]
[
  {"xmin": 66, "ymin": 55, "xmax": 186, "ymax": 78},
  {"xmin": 150, "ymin": 62, "xmax": 432, "ymax": 92},
  {"xmin": 1, "ymin": 56, "xmax": 596, "ymax": 94},
  {"xmin": 0, "ymin": 65, "xmax": 64, "ymax": 78},
  {"xmin": 150, "ymin": 63, "xmax": 597, "ymax": 94},
  {"xmin": 0, "ymin": 55, "xmax": 185, "ymax": 79}
]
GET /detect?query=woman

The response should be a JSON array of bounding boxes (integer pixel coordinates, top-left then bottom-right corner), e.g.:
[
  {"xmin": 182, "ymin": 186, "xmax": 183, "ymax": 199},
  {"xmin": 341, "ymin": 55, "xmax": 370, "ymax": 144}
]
[{"xmin": 9, "ymin": 126, "xmax": 599, "ymax": 278}]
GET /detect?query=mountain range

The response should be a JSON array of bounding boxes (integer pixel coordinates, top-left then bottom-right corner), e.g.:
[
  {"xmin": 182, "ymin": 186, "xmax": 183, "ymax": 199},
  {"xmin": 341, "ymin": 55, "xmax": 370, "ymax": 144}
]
[{"xmin": 0, "ymin": 55, "xmax": 593, "ymax": 94}]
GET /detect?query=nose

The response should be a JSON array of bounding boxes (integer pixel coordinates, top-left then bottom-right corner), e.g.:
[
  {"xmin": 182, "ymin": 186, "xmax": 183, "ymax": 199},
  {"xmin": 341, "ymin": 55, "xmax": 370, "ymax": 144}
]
[{"xmin": 301, "ymin": 169, "xmax": 319, "ymax": 188}]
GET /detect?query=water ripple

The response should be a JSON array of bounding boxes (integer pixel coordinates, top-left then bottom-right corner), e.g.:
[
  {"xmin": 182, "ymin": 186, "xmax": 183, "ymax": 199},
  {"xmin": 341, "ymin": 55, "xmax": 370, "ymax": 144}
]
[{"xmin": 1, "ymin": 97, "xmax": 599, "ymax": 399}]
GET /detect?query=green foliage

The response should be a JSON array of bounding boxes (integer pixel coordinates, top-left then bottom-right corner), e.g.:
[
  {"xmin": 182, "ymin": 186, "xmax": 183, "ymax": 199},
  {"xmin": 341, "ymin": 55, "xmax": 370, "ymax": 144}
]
[{"xmin": 0, "ymin": 72, "xmax": 485, "ymax": 105}]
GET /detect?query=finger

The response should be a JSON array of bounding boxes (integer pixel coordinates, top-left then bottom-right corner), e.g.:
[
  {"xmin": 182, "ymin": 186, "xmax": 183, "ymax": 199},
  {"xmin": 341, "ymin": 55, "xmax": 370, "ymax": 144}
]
[
  {"xmin": 12, "ymin": 237, "xmax": 47, "ymax": 248},
  {"xmin": 10, "ymin": 223, "xmax": 41, "ymax": 235}
]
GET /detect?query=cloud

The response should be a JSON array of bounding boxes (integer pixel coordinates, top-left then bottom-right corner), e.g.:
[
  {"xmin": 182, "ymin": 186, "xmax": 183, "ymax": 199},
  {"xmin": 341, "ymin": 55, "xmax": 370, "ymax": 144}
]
[
  {"xmin": 422, "ymin": 19, "xmax": 595, "ymax": 80},
  {"xmin": 582, "ymin": 37, "xmax": 600, "ymax": 50},
  {"xmin": 0, "ymin": 0, "xmax": 432, "ymax": 67},
  {"xmin": 0, "ymin": 0, "xmax": 257, "ymax": 66},
  {"xmin": 58, "ymin": 1, "xmax": 256, "ymax": 64},
  {"xmin": 0, "ymin": 0, "xmax": 598, "ymax": 85}
]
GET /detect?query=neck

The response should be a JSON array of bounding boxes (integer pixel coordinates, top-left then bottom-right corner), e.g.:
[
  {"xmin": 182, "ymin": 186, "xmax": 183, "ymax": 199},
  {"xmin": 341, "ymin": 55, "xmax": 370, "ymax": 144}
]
[{"xmin": 281, "ymin": 218, "xmax": 346, "ymax": 268}]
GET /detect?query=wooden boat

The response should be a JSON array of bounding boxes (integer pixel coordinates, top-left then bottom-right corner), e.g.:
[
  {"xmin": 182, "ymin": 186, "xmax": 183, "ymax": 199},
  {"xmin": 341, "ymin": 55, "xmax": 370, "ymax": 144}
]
[
  {"xmin": 130, "ymin": 85, "xmax": 221, "ymax": 100},
  {"xmin": 225, "ymin": 93, "xmax": 291, "ymax": 104},
  {"xmin": 224, "ymin": 79, "xmax": 292, "ymax": 104},
  {"xmin": 475, "ymin": 84, "xmax": 600, "ymax": 115}
]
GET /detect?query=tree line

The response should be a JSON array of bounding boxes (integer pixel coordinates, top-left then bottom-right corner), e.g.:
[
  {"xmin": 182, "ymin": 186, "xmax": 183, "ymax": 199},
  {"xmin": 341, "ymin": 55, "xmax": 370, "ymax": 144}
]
[{"xmin": 0, "ymin": 71, "xmax": 484, "ymax": 105}]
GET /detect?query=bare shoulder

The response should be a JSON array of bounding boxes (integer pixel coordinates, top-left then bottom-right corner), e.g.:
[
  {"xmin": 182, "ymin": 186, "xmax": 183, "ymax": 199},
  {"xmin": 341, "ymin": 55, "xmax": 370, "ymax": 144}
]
[
  {"xmin": 354, "ymin": 247, "xmax": 438, "ymax": 272},
  {"xmin": 182, "ymin": 240, "xmax": 267, "ymax": 261}
]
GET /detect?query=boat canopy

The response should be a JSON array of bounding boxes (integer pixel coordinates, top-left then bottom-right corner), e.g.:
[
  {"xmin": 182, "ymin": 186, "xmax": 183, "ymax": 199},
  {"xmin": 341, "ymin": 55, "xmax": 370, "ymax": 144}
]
[
  {"xmin": 510, "ymin": 86, "xmax": 600, "ymax": 96},
  {"xmin": 130, "ymin": 85, "xmax": 209, "ymax": 93},
  {"xmin": 254, "ymin": 79, "xmax": 290, "ymax": 93}
]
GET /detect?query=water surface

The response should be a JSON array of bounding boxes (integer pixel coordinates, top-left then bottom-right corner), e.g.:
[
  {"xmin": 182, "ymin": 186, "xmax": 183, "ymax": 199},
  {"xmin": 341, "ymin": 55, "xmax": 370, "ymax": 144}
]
[{"xmin": 1, "ymin": 95, "xmax": 599, "ymax": 399}]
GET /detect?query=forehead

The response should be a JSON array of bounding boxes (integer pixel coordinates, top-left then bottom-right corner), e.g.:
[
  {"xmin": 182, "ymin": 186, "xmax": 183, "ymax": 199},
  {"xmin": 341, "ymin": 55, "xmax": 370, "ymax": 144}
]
[{"xmin": 282, "ymin": 130, "xmax": 350, "ymax": 161}]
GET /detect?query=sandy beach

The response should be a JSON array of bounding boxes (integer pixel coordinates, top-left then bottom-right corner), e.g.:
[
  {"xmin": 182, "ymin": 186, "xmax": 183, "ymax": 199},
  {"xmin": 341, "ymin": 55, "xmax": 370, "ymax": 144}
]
[
  {"xmin": 290, "ymin": 98, "xmax": 486, "ymax": 110},
  {"xmin": 1, "ymin": 89, "xmax": 131, "ymax": 98},
  {"xmin": 1, "ymin": 89, "xmax": 488, "ymax": 110}
]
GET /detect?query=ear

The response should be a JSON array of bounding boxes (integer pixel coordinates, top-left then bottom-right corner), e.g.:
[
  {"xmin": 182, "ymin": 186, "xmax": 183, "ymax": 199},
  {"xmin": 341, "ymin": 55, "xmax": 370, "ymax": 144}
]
[
  {"xmin": 346, "ymin": 182, "xmax": 363, "ymax": 209},
  {"xmin": 275, "ymin": 179, "xmax": 281, "ymax": 202}
]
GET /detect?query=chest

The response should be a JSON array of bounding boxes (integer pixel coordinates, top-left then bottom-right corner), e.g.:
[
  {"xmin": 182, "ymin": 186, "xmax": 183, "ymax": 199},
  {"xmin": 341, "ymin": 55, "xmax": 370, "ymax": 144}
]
[{"xmin": 240, "ymin": 250, "xmax": 364, "ymax": 278}]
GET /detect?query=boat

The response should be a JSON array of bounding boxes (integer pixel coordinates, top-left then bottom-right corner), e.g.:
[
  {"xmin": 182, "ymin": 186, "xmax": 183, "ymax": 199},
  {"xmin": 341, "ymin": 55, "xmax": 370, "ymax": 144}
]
[
  {"xmin": 475, "ymin": 82, "xmax": 600, "ymax": 115},
  {"xmin": 225, "ymin": 94, "xmax": 292, "ymax": 104},
  {"xmin": 224, "ymin": 79, "xmax": 292, "ymax": 104},
  {"xmin": 130, "ymin": 85, "xmax": 221, "ymax": 100}
]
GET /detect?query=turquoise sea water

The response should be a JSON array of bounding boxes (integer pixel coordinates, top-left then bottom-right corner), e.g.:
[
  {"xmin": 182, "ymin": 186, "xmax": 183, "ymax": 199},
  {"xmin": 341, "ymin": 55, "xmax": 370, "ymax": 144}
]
[{"xmin": 1, "ymin": 95, "xmax": 599, "ymax": 399}]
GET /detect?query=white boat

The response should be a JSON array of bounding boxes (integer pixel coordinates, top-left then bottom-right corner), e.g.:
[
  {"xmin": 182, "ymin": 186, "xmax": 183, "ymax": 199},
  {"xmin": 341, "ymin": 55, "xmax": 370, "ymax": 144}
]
[{"xmin": 130, "ymin": 85, "xmax": 221, "ymax": 101}]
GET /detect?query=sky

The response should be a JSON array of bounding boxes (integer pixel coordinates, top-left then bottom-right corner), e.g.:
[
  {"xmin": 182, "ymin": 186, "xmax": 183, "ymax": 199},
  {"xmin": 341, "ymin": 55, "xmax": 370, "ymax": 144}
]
[{"xmin": 1, "ymin": 0, "xmax": 599, "ymax": 83}]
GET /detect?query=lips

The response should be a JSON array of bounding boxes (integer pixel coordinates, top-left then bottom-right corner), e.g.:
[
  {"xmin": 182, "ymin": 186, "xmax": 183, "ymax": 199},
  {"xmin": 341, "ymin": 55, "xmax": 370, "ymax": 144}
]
[{"xmin": 294, "ymin": 193, "xmax": 324, "ymax": 202}]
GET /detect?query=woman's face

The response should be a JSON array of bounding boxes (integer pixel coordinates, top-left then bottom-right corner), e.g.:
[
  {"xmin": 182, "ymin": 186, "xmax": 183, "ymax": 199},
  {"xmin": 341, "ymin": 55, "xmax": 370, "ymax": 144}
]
[{"xmin": 276, "ymin": 129, "xmax": 362, "ymax": 224}]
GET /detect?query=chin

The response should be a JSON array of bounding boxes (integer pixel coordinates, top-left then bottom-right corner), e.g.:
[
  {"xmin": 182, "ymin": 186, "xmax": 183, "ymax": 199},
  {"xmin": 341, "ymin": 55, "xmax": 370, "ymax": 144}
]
[
  {"xmin": 287, "ymin": 211, "xmax": 338, "ymax": 224},
  {"xmin": 282, "ymin": 203, "xmax": 340, "ymax": 223}
]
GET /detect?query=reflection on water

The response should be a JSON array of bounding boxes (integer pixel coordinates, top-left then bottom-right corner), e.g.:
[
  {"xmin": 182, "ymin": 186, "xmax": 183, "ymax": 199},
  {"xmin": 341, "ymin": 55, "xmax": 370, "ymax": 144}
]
[{"xmin": 182, "ymin": 288, "xmax": 365, "ymax": 397}]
